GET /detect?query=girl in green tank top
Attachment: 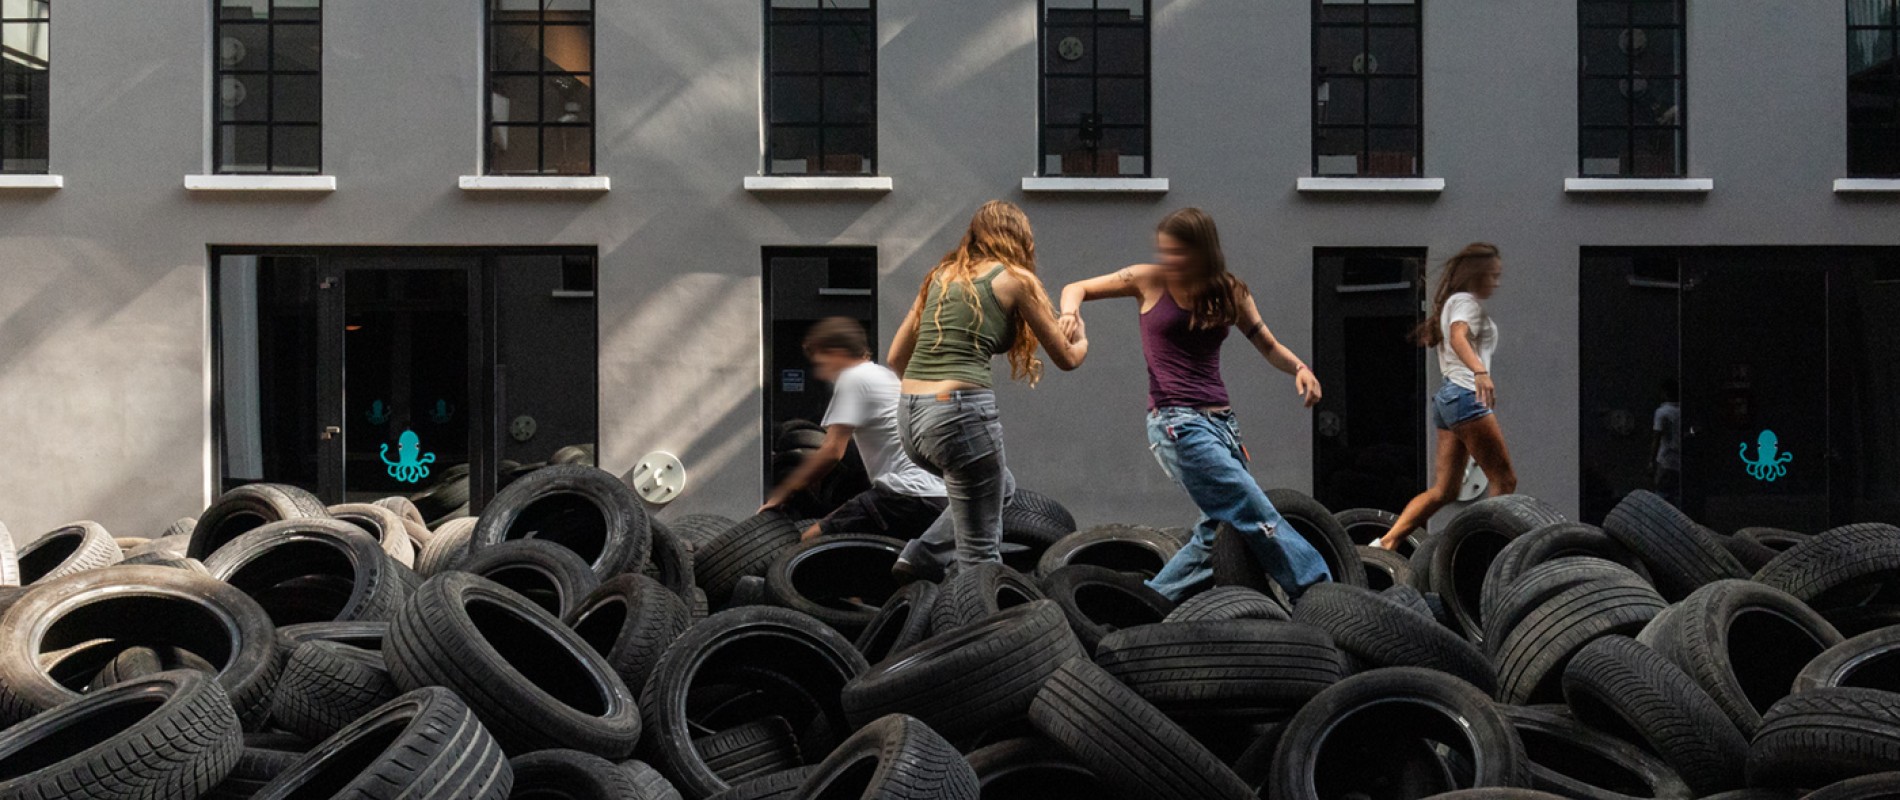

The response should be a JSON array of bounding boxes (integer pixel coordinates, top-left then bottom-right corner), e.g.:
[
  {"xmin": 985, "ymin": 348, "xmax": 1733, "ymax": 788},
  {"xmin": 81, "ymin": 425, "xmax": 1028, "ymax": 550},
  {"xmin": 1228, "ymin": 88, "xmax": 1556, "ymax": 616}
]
[{"xmin": 903, "ymin": 264, "xmax": 1013, "ymax": 388}]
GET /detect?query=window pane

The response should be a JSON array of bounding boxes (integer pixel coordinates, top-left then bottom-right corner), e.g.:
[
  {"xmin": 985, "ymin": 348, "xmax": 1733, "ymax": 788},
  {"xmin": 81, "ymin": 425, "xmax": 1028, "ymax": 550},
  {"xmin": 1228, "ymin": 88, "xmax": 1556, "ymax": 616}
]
[
  {"xmin": 273, "ymin": 0, "xmax": 321, "ymax": 21},
  {"xmin": 489, "ymin": 125, "xmax": 539, "ymax": 173},
  {"xmin": 1316, "ymin": 26, "xmax": 1362, "ymax": 75},
  {"xmin": 1367, "ymin": 128, "xmax": 1417, "ymax": 176},
  {"xmin": 1318, "ymin": 0, "xmax": 1365, "ymax": 25},
  {"xmin": 545, "ymin": 75, "xmax": 590, "ymax": 123},
  {"xmin": 1851, "ymin": 30, "xmax": 1893, "ymax": 75},
  {"xmin": 1849, "ymin": 126, "xmax": 1900, "ymax": 176},
  {"xmin": 1629, "ymin": 0, "xmax": 1681, "ymax": 26},
  {"xmin": 1097, "ymin": 25, "xmax": 1145, "ymax": 74},
  {"xmin": 824, "ymin": 74, "xmax": 874, "ymax": 125},
  {"xmin": 1580, "ymin": 77, "xmax": 1630, "ymax": 127},
  {"xmin": 769, "ymin": 75, "xmax": 821, "ymax": 123},
  {"xmin": 1628, "ymin": 28, "xmax": 1681, "ymax": 75},
  {"xmin": 1045, "ymin": 26, "xmax": 1092, "ymax": 75},
  {"xmin": 770, "ymin": 23, "xmax": 821, "ymax": 73},
  {"xmin": 270, "ymin": 125, "xmax": 320, "ymax": 172},
  {"xmin": 544, "ymin": 0, "xmax": 591, "ymax": 12},
  {"xmin": 1579, "ymin": 0, "xmax": 1627, "ymax": 26},
  {"xmin": 542, "ymin": 25, "xmax": 591, "ymax": 73},
  {"xmin": 1097, "ymin": 0, "xmax": 1143, "ymax": 20},
  {"xmin": 768, "ymin": 126, "xmax": 818, "ymax": 173},
  {"xmin": 826, "ymin": 126, "xmax": 874, "ymax": 174},
  {"xmin": 1100, "ymin": 124, "xmax": 1147, "ymax": 173},
  {"xmin": 1042, "ymin": 126, "xmax": 1099, "ymax": 176},
  {"xmin": 219, "ymin": 124, "xmax": 270, "ymax": 171},
  {"xmin": 0, "ymin": 122, "xmax": 47, "ymax": 172},
  {"xmin": 1368, "ymin": 77, "xmax": 1416, "ymax": 125},
  {"xmin": 1367, "ymin": 27, "xmax": 1416, "ymax": 74},
  {"xmin": 1044, "ymin": 75, "xmax": 1093, "ymax": 127},
  {"xmin": 1580, "ymin": 26, "xmax": 1627, "ymax": 76},
  {"xmin": 1629, "ymin": 77, "xmax": 1682, "ymax": 126},
  {"xmin": 272, "ymin": 73, "xmax": 320, "ymax": 123},
  {"xmin": 1318, "ymin": 76, "xmax": 1365, "ymax": 126},
  {"xmin": 1629, "ymin": 128, "xmax": 1681, "ymax": 176},
  {"xmin": 1315, "ymin": 127, "xmax": 1364, "ymax": 176},
  {"xmin": 1098, "ymin": 76, "xmax": 1145, "ymax": 124},
  {"xmin": 216, "ymin": 23, "xmax": 269, "ymax": 71},
  {"xmin": 491, "ymin": 76, "xmax": 539, "ymax": 122},
  {"xmin": 218, "ymin": 74, "xmax": 269, "ymax": 122},
  {"xmin": 1850, "ymin": 0, "xmax": 1896, "ymax": 26},
  {"xmin": 491, "ymin": 23, "xmax": 540, "ymax": 72},
  {"xmin": 543, "ymin": 126, "xmax": 590, "ymax": 175},
  {"xmin": 1580, "ymin": 128, "xmax": 1628, "ymax": 176},
  {"xmin": 1, "ymin": 0, "xmax": 49, "ymax": 19},
  {"xmin": 273, "ymin": 23, "xmax": 321, "ymax": 72},
  {"xmin": 220, "ymin": 0, "xmax": 271, "ymax": 20},
  {"xmin": 823, "ymin": 23, "xmax": 875, "ymax": 74},
  {"xmin": 2, "ymin": 21, "xmax": 47, "ymax": 65},
  {"xmin": 1366, "ymin": 0, "xmax": 1416, "ymax": 24},
  {"xmin": 1851, "ymin": 74, "xmax": 1900, "ymax": 126}
]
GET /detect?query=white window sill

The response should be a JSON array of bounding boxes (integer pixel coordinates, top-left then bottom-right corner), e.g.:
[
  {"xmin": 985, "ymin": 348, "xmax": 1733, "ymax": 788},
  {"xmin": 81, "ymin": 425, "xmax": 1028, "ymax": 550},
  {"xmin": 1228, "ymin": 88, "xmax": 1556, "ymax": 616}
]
[
  {"xmin": 1297, "ymin": 177, "xmax": 1445, "ymax": 193},
  {"xmin": 185, "ymin": 174, "xmax": 336, "ymax": 192},
  {"xmin": 1020, "ymin": 176, "xmax": 1170, "ymax": 193},
  {"xmin": 1834, "ymin": 178, "xmax": 1900, "ymax": 193},
  {"xmin": 1564, "ymin": 178, "xmax": 1712, "ymax": 193},
  {"xmin": 0, "ymin": 174, "xmax": 63, "ymax": 189},
  {"xmin": 745, "ymin": 175, "xmax": 893, "ymax": 193},
  {"xmin": 458, "ymin": 175, "xmax": 610, "ymax": 192}
]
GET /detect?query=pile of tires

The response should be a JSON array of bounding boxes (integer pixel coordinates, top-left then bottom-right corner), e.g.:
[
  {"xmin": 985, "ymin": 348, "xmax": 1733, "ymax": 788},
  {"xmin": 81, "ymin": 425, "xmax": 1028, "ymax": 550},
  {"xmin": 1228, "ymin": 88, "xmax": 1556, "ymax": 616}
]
[{"xmin": 0, "ymin": 476, "xmax": 1896, "ymax": 800}]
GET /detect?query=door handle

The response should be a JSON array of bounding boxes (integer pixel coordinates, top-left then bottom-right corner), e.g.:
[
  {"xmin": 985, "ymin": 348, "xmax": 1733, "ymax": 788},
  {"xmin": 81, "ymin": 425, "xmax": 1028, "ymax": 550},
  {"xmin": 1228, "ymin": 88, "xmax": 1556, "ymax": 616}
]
[{"xmin": 320, "ymin": 425, "xmax": 341, "ymax": 441}]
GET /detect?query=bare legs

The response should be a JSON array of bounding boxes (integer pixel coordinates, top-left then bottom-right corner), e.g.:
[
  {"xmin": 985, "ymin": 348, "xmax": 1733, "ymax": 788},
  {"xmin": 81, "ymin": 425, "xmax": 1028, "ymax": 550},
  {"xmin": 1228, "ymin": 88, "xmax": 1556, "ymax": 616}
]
[{"xmin": 1376, "ymin": 415, "xmax": 1517, "ymax": 549}]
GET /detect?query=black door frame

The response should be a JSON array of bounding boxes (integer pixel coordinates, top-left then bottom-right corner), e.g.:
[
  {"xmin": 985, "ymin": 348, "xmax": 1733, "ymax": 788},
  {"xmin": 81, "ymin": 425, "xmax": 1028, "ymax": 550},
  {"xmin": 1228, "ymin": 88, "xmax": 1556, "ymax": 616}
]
[{"xmin": 209, "ymin": 245, "xmax": 597, "ymax": 511}]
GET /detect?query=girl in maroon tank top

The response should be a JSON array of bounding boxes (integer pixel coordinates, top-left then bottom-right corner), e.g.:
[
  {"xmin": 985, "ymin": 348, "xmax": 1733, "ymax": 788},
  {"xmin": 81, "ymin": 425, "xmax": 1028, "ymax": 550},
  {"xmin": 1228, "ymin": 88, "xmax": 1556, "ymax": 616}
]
[{"xmin": 1057, "ymin": 209, "xmax": 1335, "ymax": 601}]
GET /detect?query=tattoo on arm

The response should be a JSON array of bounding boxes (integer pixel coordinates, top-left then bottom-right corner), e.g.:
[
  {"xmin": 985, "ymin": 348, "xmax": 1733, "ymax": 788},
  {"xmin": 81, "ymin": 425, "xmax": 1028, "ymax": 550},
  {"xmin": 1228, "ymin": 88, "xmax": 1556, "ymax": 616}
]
[
  {"xmin": 1244, "ymin": 321, "xmax": 1266, "ymax": 342},
  {"xmin": 1116, "ymin": 268, "xmax": 1135, "ymax": 284}
]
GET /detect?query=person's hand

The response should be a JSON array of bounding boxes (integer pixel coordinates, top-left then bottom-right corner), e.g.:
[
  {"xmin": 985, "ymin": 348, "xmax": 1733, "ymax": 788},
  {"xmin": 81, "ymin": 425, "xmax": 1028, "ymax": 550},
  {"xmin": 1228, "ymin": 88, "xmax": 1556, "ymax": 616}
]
[
  {"xmin": 1295, "ymin": 368, "xmax": 1322, "ymax": 408},
  {"xmin": 1476, "ymin": 374, "xmax": 1497, "ymax": 409},
  {"xmin": 757, "ymin": 496, "xmax": 785, "ymax": 515},
  {"xmin": 1058, "ymin": 311, "xmax": 1082, "ymax": 343}
]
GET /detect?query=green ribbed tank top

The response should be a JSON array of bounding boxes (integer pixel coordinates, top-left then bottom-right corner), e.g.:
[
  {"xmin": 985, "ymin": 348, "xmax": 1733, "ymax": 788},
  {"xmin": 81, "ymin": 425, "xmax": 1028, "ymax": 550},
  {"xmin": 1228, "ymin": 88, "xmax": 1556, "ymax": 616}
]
[{"xmin": 905, "ymin": 264, "xmax": 1011, "ymax": 388}]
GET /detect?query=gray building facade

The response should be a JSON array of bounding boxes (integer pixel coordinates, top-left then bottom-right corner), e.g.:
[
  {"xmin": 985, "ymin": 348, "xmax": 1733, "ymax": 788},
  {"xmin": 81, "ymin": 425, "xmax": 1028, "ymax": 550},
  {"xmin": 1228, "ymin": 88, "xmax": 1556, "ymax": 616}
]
[{"xmin": 1, "ymin": 0, "xmax": 1897, "ymax": 540}]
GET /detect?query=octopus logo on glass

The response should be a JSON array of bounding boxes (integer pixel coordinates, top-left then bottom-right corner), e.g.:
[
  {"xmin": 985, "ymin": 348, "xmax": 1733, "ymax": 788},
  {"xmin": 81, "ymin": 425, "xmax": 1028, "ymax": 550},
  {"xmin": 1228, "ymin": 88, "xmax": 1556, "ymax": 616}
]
[
  {"xmin": 381, "ymin": 429, "xmax": 437, "ymax": 484},
  {"xmin": 1739, "ymin": 430, "xmax": 1793, "ymax": 483}
]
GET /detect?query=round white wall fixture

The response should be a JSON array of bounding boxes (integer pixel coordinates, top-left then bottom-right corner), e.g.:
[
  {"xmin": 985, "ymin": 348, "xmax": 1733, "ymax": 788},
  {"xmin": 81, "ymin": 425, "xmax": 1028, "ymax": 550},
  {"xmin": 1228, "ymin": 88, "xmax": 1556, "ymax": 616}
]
[
  {"xmin": 1458, "ymin": 458, "xmax": 1489, "ymax": 502},
  {"xmin": 626, "ymin": 451, "xmax": 687, "ymax": 506}
]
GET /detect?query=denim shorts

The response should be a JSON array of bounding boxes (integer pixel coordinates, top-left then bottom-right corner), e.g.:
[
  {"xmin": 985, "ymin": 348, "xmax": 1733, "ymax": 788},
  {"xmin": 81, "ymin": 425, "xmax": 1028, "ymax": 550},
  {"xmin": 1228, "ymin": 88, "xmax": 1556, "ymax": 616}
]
[{"xmin": 1432, "ymin": 380, "xmax": 1493, "ymax": 430}]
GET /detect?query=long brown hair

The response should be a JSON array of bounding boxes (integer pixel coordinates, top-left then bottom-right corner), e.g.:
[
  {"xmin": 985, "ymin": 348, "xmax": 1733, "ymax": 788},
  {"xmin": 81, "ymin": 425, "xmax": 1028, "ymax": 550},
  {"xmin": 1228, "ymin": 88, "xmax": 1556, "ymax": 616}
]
[
  {"xmin": 1158, "ymin": 208, "xmax": 1248, "ymax": 330},
  {"xmin": 914, "ymin": 200, "xmax": 1052, "ymax": 385},
  {"xmin": 1414, "ymin": 242, "xmax": 1501, "ymax": 348}
]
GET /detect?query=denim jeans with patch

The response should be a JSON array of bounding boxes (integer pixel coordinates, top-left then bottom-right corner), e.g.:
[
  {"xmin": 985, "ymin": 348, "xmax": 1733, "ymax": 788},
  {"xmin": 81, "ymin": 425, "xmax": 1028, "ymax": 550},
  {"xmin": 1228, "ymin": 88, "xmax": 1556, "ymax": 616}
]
[{"xmin": 1144, "ymin": 407, "xmax": 1333, "ymax": 602}]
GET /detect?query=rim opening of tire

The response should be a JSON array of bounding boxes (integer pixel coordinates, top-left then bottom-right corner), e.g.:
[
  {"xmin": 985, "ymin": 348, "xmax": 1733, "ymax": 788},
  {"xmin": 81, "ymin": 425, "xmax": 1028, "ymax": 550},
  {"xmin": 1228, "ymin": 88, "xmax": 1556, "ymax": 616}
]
[
  {"xmin": 569, "ymin": 595, "xmax": 629, "ymax": 656},
  {"xmin": 274, "ymin": 709, "xmax": 410, "ymax": 799},
  {"xmin": 331, "ymin": 512, "xmax": 390, "ymax": 543},
  {"xmin": 1838, "ymin": 642, "xmax": 1900, "ymax": 692},
  {"xmin": 18, "ymin": 530, "xmax": 83, "ymax": 583},
  {"xmin": 804, "ymin": 755, "xmax": 878, "ymax": 800},
  {"xmin": 464, "ymin": 597, "xmax": 609, "ymax": 716},
  {"xmin": 1362, "ymin": 561, "xmax": 1396, "ymax": 591},
  {"xmin": 1729, "ymin": 607, "xmax": 1829, "ymax": 713},
  {"xmin": 1514, "ymin": 723, "xmax": 1651, "ymax": 797},
  {"xmin": 477, "ymin": 564, "xmax": 565, "ymax": 616},
  {"xmin": 220, "ymin": 540, "xmax": 358, "ymax": 625},
  {"xmin": 681, "ymin": 629, "xmax": 857, "ymax": 755},
  {"xmin": 39, "ymin": 594, "xmax": 236, "ymax": 677},
  {"xmin": 790, "ymin": 541, "xmax": 901, "ymax": 611},
  {"xmin": 1310, "ymin": 698, "xmax": 1483, "ymax": 797},
  {"xmin": 0, "ymin": 692, "xmax": 167, "ymax": 775},
  {"xmin": 994, "ymin": 584, "xmax": 1038, "ymax": 614},
  {"xmin": 856, "ymin": 600, "xmax": 914, "ymax": 664},
  {"xmin": 980, "ymin": 761, "xmax": 1105, "ymax": 797},
  {"xmin": 1565, "ymin": 692, "xmax": 1646, "ymax": 749},
  {"xmin": 1066, "ymin": 541, "xmax": 1165, "ymax": 576},
  {"xmin": 505, "ymin": 493, "xmax": 609, "ymax": 567},
  {"xmin": 203, "ymin": 511, "xmax": 269, "ymax": 556},
  {"xmin": 1071, "ymin": 584, "xmax": 1165, "ymax": 631},
  {"xmin": 1450, "ymin": 533, "xmax": 1511, "ymax": 629}
]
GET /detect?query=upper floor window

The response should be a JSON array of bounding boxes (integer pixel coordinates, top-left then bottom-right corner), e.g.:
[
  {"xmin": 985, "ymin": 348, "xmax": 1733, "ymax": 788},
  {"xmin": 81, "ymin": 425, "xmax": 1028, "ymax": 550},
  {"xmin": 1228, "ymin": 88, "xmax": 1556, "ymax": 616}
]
[
  {"xmin": 487, "ymin": 0, "xmax": 593, "ymax": 175},
  {"xmin": 1039, "ymin": 0, "xmax": 1150, "ymax": 177},
  {"xmin": 1, "ymin": 0, "xmax": 50, "ymax": 173},
  {"xmin": 765, "ymin": 0, "xmax": 875, "ymax": 175},
  {"xmin": 1578, "ymin": 0, "xmax": 1685, "ymax": 177},
  {"xmin": 215, "ymin": 0, "xmax": 321, "ymax": 174},
  {"xmin": 1313, "ymin": 0, "xmax": 1421, "ymax": 177},
  {"xmin": 1850, "ymin": 0, "xmax": 1900, "ymax": 177}
]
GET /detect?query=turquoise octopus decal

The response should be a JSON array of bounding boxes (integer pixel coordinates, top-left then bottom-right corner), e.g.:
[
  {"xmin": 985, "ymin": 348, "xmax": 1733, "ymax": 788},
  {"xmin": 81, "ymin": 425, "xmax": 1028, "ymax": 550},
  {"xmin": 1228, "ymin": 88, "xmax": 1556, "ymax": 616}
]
[
  {"xmin": 366, "ymin": 400, "xmax": 390, "ymax": 425},
  {"xmin": 428, "ymin": 399, "xmax": 456, "ymax": 424},
  {"xmin": 1739, "ymin": 430, "xmax": 1793, "ymax": 483},
  {"xmin": 381, "ymin": 429, "xmax": 437, "ymax": 484}
]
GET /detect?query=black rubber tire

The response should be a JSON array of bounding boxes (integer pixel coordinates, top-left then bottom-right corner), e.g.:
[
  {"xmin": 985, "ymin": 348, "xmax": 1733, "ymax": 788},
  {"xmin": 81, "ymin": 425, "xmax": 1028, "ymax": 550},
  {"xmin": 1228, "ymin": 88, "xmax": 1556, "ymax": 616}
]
[
  {"xmin": 640, "ymin": 606, "xmax": 868, "ymax": 799},
  {"xmin": 1291, "ymin": 583, "xmax": 1497, "ymax": 694},
  {"xmin": 1211, "ymin": 522, "xmax": 1280, "ymax": 599},
  {"xmin": 566, "ymin": 573, "xmax": 694, "ymax": 698},
  {"xmin": 469, "ymin": 464, "xmax": 652, "ymax": 581},
  {"xmin": 1560, "ymin": 635, "xmax": 1748, "ymax": 795},
  {"xmin": 930, "ymin": 562, "xmax": 1048, "ymax": 634},
  {"xmin": 1735, "ymin": 527, "xmax": 1811, "ymax": 552},
  {"xmin": 1336, "ymin": 507, "xmax": 1400, "ymax": 547},
  {"xmin": 1034, "ymin": 526, "xmax": 1181, "ymax": 580},
  {"xmin": 1430, "ymin": 495, "xmax": 1569, "ymax": 644},
  {"xmin": 1482, "ymin": 557, "xmax": 1653, "ymax": 655},
  {"xmin": 0, "ymin": 669, "xmax": 242, "ymax": 800},
  {"xmin": 189, "ymin": 483, "xmax": 331, "ymax": 560},
  {"xmin": 1382, "ymin": 584, "xmax": 1434, "ymax": 618},
  {"xmin": 374, "ymin": 495, "xmax": 429, "ymax": 528},
  {"xmin": 386, "ymin": 572, "xmax": 641, "ymax": 757},
  {"xmin": 1418, "ymin": 790, "xmax": 1568, "ymax": 799},
  {"xmin": 1802, "ymin": 772, "xmax": 1900, "ymax": 800},
  {"xmin": 795, "ymin": 713, "xmax": 979, "ymax": 799},
  {"xmin": 1356, "ymin": 544, "xmax": 1413, "ymax": 590},
  {"xmin": 1754, "ymin": 523, "xmax": 1900, "ymax": 615},
  {"xmin": 276, "ymin": 620, "xmax": 387, "ymax": 654},
  {"xmin": 455, "ymin": 538, "xmax": 602, "ymax": 618},
  {"xmin": 1001, "ymin": 489, "xmax": 1078, "ymax": 550},
  {"xmin": 1482, "ymin": 522, "xmax": 1652, "ymax": 618},
  {"xmin": 1601, "ymin": 490, "xmax": 1748, "ymax": 601},
  {"xmin": 1636, "ymin": 579, "xmax": 1844, "ymax": 736},
  {"xmin": 1029, "ymin": 656, "xmax": 1254, "ymax": 800},
  {"xmin": 1269, "ymin": 666, "xmax": 1530, "ymax": 800},
  {"xmin": 122, "ymin": 533, "xmax": 192, "ymax": 563},
  {"xmin": 618, "ymin": 759, "xmax": 684, "ymax": 800},
  {"xmin": 416, "ymin": 517, "xmax": 480, "ymax": 578},
  {"xmin": 853, "ymin": 580, "xmax": 938, "ymax": 666},
  {"xmin": 729, "ymin": 575, "xmax": 771, "ymax": 608},
  {"xmin": 204, "ymin": 745, "xmax": 304, "ymax": 800},
  {"xmin": 1748, "ymin": 687, "xmax": 1900, "ymax": 790},
  {"xmin": 1406, "ymin": 531, "xmax": 1443, "ymax": 591},
  {"xmin": 327, "ymin": 502, "xmax": 418, "ymax": 568},
  {"xmin": 1721, "ymin": 534, "xmax": 1782, "ymax": 573},
  {"xmin": 763, "ymin": 534, "xmax": 906, "ymax": 639},
  {"xmin": 697, "ymin": 513, "xmax": 802, "ymax": 606},
  {"xmin": 706, "ymin": 767, "xmax": 816, "ymax": 800},
  {"xmin": 17, "ymin": 522, "xmax": 123, "ymax": 585},
  {"xmin": 644, "ymin": 519, "xmax": 699, "ymax": 603},
  {"xmin": 1796, "ymin": 625, "xmax": 1900, "ymax": 694},
  {"xmin": 1492, "ymin": 576, "xmax": 1668, "ymax": 705},
  {"xmin": 1500, "ymin": 704, "xmax": 1692, "ymax": 800},
  {"xmin": 0, "ymin": 564, "xmax": 282, "ymax": 730},
  {"xmin": 1268, "ymin": 488, "xmax": 1364, "ymax": 588},
  {"xmin": 251, "ymin": 687, "xmax": 513, "ymax": 800},
  {"xmin": 1039, "ymin": 565, "xmax": 1173, "ymax": 654},
  {"xmin": 510, "ymin": 748, "xmax": 645, "ymax": 798},
  {"xmin": 268, "ymin": 640, "xmax": 397, "ymax": 742},
  {"xmin": 1163, "ymin": 586, "xmax": 1288, "ymax": 623},
  {"xmin": 1095, "ymin": 620, "xmax": 1345, "ymax": 721},
  {"xmin": 669, "ymin": 514, "xmax": 739, "ymax": 551},
  {"xmin": 696, "ymin": 717, "xmax": 804, "ymax": 786},
  {"xmin": 967, "ymin": 737, "xmax": 1118, "ymax": 798},
  {"xmin": 205, "ymin": 518, "xmax": 411, "ymax": 626},
  {"xmin": 842, "ymin": 600, "xmax": 1083, "ymax": 745}
]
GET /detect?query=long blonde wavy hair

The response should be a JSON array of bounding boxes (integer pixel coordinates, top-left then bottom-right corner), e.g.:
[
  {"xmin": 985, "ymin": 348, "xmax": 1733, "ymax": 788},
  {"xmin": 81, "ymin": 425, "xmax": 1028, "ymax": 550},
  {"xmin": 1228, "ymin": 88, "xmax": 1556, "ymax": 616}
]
[{"xmin": 914, "ymin": 200, "xmax": 1053, "ymax": 386}]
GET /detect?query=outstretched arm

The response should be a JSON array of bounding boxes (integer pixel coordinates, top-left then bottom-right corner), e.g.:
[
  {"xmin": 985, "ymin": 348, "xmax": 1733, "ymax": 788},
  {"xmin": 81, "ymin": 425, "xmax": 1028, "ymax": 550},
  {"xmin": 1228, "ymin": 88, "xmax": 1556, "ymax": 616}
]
[
  {"xmin": 886, "ymin": 296, "xmax": 924, "ymax": 375},
  {"xmin": 1058, "ymin": 265, "xmax": 1152, "ymax": 339},
  {"xmin": 1238, "ymin": 294, "xmax": 1321, "ymax": 407},
  {"xmin": 760, "ymin": 424, "xmax": 852, "ymax": 518},
  {"xmin": 999, "ymin": 271, "xmax": 1089, "ymax": 371}
]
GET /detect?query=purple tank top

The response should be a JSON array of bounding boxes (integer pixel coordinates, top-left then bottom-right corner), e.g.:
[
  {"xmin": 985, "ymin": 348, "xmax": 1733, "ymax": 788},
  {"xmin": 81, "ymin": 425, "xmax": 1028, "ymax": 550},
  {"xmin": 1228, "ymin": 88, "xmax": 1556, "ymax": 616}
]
[{"xmin": 1140, "ymin": 291, "xmax": 1231, "ymax": 410}]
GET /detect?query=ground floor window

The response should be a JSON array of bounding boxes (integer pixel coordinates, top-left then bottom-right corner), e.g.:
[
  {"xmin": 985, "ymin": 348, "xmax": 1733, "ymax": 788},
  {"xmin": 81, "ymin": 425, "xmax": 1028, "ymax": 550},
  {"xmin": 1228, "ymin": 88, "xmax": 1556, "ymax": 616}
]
[{"xmin": 213, "ymin": 247, "xmax": 598, "ymax": 516}]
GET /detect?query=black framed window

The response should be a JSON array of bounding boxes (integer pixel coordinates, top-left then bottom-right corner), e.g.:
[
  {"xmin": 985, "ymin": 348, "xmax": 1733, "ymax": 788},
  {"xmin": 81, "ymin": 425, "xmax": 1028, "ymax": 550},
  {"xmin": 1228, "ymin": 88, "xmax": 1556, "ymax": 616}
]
[
  {"xmin": 1, "ymin": 0, "xmax": 50, "ymax": 173},
  {"xmin": 1039, "ymin": 0, "xmax": 1149, "ymax": 178},
  {"xmin": 1850, "ymin": 0, "xmax": 1900, "ymax": 177},
  {"xmin": 765, "ymin": 0, "xmax": 875, "ymax": 175},
  {"xmin": 1313, "ymin": 0, "xmax": 1421, "ymax": 177},
  {"xmin": 1578, "ymin": 0, "xmax": 1685, "ymax": 177},
  {"xmin": 215, "ymin": 0, "xmax": 321, "ymax": 174},
  {"xmin": 487, "ymin": 0, "xmax": 594, "ymax": 176}
]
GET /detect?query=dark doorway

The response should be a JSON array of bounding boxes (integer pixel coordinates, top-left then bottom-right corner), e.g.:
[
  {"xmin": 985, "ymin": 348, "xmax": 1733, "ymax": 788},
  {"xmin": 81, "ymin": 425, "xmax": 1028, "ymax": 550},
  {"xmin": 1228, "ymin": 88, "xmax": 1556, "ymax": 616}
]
[
  {"xmin": 761, "ymin": 246, "xmax": 878, "ymax": 508},
  {"xmin": 1312, "ymin": 248, "xmax": 1428, "ymax": 514}
]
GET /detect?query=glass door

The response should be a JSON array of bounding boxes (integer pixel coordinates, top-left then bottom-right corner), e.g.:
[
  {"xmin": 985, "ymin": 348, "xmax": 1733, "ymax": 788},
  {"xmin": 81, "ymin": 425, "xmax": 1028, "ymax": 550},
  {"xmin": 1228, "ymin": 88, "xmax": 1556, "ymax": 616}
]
[{"xmin": 1312, "ymin": 248, "xmax": 1427, "ymax": 515}]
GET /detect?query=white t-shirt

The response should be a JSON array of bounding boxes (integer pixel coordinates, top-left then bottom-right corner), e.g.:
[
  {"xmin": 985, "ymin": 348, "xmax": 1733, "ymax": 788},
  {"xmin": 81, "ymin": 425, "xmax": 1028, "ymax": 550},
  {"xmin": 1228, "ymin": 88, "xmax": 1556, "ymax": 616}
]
[
  {"xmin": 1653, "ymin": 402, "xmax": 1682, "ymax": 471},
  {"xmin": 1438, "ymin": 292, "xmax": 1498, "ymax": 391},
  {"xmin": 823, "ymin": 361, "xmax": 946, "ymax": 498}
]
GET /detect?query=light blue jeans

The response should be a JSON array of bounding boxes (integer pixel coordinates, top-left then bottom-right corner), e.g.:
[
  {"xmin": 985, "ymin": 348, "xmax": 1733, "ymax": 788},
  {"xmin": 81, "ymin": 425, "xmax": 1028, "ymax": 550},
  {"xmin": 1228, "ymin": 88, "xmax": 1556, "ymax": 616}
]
[
  {"xmin": 1143, "ymin": 407, "xmax": 1333, "ymax": 602},
  {"xmin": 897, "ymin": 390, "xmax": 1012, "ymax": 574}
]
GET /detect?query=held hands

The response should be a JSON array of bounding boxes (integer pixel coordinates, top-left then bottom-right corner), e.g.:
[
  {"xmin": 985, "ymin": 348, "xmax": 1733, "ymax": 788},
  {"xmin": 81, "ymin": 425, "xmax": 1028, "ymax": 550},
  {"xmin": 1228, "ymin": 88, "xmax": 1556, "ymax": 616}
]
[
  {"xmin": 1294, "ymin": 367, "xmax": 1323, "ymax": 408},
  {"xmin": 1476, "ymin": 373, "xmax": 1497, "ymax": 409},
  {"xmin": 1058, "ymin": 311, "xmax": 1084, "ymax": 344},
  {"xmin": 756, "ymin": 495, "xmax": 785, "ymax": 516}
]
